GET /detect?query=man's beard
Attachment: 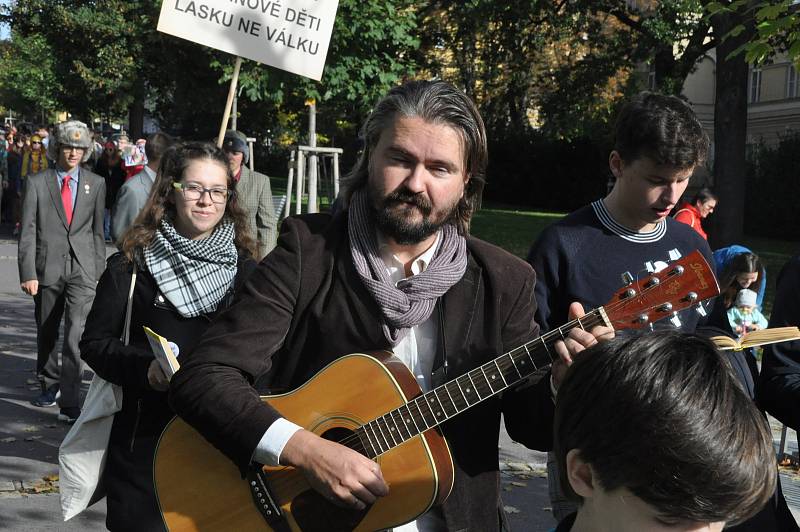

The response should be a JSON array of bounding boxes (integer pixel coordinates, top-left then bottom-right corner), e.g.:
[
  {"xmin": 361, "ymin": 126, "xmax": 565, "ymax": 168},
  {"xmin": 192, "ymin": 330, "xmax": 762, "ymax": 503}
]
[{"xmin": 371, "ymin": 186, "xmax": 458, "ymax": 245}]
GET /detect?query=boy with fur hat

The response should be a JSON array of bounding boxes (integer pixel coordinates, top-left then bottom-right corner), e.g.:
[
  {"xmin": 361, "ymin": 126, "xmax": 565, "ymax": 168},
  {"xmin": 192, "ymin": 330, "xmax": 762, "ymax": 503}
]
[
  {"xmin": 18, "ymin": 120, "xmax": 106, "ymax": 423},
  {"xmin": 222, "ymin": 129, "xmax": 277, "ymax": 258}
]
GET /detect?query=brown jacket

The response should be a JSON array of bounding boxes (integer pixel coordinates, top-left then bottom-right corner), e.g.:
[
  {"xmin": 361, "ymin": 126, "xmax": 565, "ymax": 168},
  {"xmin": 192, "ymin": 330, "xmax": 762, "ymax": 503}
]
[{"xmin": 170, "ymin": 212, "xmax": 555, "ymax": 531}]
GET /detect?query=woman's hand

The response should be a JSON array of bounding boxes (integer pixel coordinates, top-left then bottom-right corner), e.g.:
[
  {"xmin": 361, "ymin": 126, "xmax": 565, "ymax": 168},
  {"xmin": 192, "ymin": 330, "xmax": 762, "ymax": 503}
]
[{"xmin": 147, "ymin": 359, "xmax": 170, "ymax": 391}]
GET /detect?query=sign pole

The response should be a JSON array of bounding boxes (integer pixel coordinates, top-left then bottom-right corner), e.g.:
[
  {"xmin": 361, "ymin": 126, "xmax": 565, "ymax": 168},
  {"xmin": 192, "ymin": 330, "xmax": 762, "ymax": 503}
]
[{"xmin": 217, "ymin": 56, "xmax": 243, "ymax": 148}]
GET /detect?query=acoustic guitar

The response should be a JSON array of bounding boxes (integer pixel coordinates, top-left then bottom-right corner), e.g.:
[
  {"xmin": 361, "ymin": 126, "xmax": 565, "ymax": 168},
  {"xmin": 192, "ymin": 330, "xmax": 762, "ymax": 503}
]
[{"xmin": 154, "ymin": 249, "xmax": 718, "ymax": 531}]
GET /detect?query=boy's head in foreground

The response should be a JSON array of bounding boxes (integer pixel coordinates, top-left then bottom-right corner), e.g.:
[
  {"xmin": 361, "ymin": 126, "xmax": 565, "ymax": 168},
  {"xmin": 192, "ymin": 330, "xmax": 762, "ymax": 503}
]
[{"xmin": 554, "ymin": 332, "xmax": 775, "ymax": 531}]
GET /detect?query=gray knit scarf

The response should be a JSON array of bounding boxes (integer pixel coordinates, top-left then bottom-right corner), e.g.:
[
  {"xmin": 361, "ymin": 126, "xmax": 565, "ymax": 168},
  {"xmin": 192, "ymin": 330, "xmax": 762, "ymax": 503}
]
[
  {"xmin": 144, "ymin": 219, "xmax": 238, "ymax": 318},
  {"xmin": 348, "ymin": 188, "xmax": 468, "ymax": 346}
]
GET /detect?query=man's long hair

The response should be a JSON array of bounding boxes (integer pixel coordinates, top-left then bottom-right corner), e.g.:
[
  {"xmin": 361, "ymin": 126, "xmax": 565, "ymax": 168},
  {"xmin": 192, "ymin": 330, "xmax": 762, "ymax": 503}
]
[{"xmin": 341, "ymin": 80, "xmax": 488, "ymax": 235}]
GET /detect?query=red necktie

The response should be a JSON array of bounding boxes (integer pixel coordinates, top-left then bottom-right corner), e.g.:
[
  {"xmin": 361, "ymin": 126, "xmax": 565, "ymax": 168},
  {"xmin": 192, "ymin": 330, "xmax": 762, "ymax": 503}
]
[{"xmin": 61, "ymin": 176, "xmax": 73, "ymax": 226}]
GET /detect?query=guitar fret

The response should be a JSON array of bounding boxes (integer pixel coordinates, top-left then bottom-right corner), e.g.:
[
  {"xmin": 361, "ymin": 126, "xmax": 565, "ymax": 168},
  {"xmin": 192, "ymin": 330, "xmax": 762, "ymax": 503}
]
[
  {"xmin": 366, "ymin": 422, "xmax": 385, "ymax": 455},
  {"xmin": 556, "ymin": 327, "xmax": 566, "ymax": 341},
  {"xmin": 576, "ymin": 316, "xmax": 585, "ymax": 330},
  {"xmin": 425, "ymin": 393, "xmax": 446, "ymax": 423},
  {"xmin": 435, "ymin": 387, "xmax": 458, "ymax": 418},
  {"xmin": 374, "ymin": 418, "xmax": 392, "ymax": 451},
  {"xmin": 466, "ymin": 371, "xmax": 483, "ymax": 400},
  {"xmin": 539, "ymin": 337, "xmax": 552, "ymax": 361},
  {"xmin": 390, "ymin": 409, "xmax": 411, "ymax": 441},
  {"xmin": 474, "ymin": 366, "xmax": 496, "ymax": 395},
  {"xmin": 498, "ymin": 355, "xmax": 521, "ymax": 385},
  {"xmin": 357, "ymin": 427, "xmax": 378, "ymax": 458},
  {"xmin": 521, "ymin": 344, "xmax": 536, "ymax": 370},
  {"xmin": 402, "ymin": 403, "xmax": 422, "ymax": 436},
  {"xmin": 413, "ymin": 399, "xmax": 431, "ymax": 429},
  {"xmin": 381, "ymin": 414, "xmax": 399, "ymax": 447},
  {"xmin": 493, "ymin": 359, "xmax": 509, "ymax": 387},
  {"xmin": 442, "ymin": 383, "xmax": 461, "ymax": 414},
  {"xmin": 455, "ymin": 376, "xmax": 477, "ymax": 407},
  {"xmin": 449, "ymin": 380, "xmax": 469, "ymax": 410},
  {"xmin": 507, "ymin": 350, "xmax": 524, "ymax": 379}
]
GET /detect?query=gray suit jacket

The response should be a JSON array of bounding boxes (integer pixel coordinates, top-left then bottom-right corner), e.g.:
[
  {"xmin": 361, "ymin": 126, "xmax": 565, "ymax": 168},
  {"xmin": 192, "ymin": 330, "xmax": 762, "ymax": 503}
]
[
  {"xmin": 112, "ymin": 166, "xmax": 155, "ymax": 241},
  {"xmin": 236, "ymin": 167, "xmax": 277, "ymax": 258},
  {"xmin": 18, "ymin": 168, "xmax": 106, "ymax": 285}
]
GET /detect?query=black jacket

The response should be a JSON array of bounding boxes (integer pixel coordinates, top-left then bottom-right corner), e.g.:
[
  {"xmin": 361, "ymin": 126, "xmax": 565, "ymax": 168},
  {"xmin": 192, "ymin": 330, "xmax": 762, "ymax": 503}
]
[{"xmin": 80, "ymin": 251, "xmax": 255, "ymax": 531}]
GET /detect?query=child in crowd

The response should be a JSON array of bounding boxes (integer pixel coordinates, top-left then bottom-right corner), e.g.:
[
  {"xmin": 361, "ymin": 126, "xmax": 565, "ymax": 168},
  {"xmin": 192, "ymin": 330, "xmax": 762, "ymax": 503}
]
[
  {"xmin": 728, "ymin": 288, "xmax": 768, "ymax": 337},
  {"xmin": 553, "ymin": 332, "xmax": 776, "ymax": 532}
]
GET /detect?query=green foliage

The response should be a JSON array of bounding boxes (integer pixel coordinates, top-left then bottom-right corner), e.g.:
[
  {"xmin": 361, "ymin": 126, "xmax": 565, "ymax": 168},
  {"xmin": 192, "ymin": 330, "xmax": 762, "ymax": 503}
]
[
  {"xmin": 709, "ymin": 0, "xmax": 800, "ymax": 64},
  {"xmin": 0, "ymin": 32, "xmax": 59, "ymax": 116}
]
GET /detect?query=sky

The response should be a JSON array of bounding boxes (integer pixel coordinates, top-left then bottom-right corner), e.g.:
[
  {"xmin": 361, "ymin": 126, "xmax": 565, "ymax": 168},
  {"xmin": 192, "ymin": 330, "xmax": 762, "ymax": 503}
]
[{"xmin": 0, "ymin": 0, "xmax": 9, "ymax": 40}]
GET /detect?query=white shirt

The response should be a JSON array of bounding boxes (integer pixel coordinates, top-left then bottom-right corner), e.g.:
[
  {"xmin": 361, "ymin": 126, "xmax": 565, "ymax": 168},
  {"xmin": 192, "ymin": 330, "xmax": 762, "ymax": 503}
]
[{"xmin": 252, "ymin": 231, "xmax": 446, "ymax": 531}]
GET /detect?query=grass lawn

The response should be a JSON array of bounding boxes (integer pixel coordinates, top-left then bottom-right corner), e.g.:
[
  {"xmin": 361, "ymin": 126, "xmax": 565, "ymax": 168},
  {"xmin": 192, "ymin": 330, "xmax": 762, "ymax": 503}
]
[
  {"xmin": 471, "ymin": 203, "xmax": 799, "ymax": 318},
  {"xmin": 270, "ymin": 178, "xmax": 798, "ymax": 318}
]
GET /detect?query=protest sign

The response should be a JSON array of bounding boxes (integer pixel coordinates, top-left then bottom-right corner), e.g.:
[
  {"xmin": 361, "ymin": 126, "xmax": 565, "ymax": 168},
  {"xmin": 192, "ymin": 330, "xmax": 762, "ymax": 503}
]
[{"xmin": 157, "ymin": 0, "xmax": 339, "ymax": 81}]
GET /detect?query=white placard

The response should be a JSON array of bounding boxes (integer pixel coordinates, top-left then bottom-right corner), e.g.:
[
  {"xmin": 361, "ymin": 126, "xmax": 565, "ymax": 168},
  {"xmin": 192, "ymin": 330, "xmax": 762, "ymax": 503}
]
[{"xmin": 157, "ymin": 0, "xmax": 339, "ymax": 81}]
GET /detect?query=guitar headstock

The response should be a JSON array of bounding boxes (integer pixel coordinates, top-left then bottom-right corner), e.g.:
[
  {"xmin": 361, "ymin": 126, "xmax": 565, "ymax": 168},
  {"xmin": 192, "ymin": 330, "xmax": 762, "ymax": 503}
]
[{"xmin": 602, "ymin": 250, "xmax": 719, "ymax": 330}]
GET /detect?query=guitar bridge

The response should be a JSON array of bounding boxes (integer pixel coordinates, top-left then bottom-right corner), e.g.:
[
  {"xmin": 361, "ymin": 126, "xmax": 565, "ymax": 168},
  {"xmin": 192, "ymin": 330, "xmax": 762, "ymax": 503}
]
[{"xmin": 247, "ymin": 464, "xmax": 289, "ymax": 531}]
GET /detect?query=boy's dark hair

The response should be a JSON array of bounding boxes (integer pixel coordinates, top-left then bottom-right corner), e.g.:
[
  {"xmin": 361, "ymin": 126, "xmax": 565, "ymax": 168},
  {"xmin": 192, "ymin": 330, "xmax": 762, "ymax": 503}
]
[
  {"xmin": 614, "ymin": 92, "xmax": 709, "ymax": 168},
  {"xmin": 145, "ymin": 131, "xmax": 174, "ymax": 163},
  {"xmin": 554, "ymin": 332, "xmax": 775, "ymax": 525},
  {"xmin": 691, "ymin": 187, "xmax": 717, "ymax": 205}
]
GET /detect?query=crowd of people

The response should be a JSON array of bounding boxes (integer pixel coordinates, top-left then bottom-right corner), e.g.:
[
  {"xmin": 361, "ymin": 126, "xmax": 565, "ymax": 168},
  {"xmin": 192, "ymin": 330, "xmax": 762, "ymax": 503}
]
[{"xmin": 7, "ymin": 80, "xmax": 800, "ymax": 532}]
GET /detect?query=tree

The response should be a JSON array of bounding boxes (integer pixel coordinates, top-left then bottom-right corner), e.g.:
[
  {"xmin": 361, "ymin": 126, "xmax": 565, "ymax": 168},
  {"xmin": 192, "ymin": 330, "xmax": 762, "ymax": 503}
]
[{"xmin": 0, "ymin": 32, "xmax": 59, "ymax": 119}]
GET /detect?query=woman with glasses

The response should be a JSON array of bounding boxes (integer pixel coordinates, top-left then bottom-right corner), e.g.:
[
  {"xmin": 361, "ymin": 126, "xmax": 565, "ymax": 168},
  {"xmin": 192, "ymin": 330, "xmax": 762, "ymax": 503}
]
[
  {"xmin": 79, "ymin": 142, "xmax": 258, "ymax": 531},
  {"xmin": 20, "ymin": 133, "xmax": 49, "ymax": 179}
]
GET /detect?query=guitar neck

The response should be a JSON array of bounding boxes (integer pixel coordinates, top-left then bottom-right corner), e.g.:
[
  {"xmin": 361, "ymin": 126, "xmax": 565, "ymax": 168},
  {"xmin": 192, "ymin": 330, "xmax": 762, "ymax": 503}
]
[{"xmin": 355, "ymin": 307, "xmax": 611, "ymax": 459}]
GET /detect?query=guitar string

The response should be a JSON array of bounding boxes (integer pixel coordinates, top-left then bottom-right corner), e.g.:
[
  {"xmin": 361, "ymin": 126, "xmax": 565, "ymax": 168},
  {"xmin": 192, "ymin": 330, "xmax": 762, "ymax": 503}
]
[
  {"xmin": 321, "ymin": 263, "xmax": 702, "ymax": 455},
  {"xmin": 260, "ymin": 263, "xmax": 705, "ymax": 496}
]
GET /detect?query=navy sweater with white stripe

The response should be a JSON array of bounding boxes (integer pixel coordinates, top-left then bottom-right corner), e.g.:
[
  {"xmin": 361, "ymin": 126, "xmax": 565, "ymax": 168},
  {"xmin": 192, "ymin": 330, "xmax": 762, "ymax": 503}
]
[{"xmin": 527, "ymin": 200, "xmax": 714, "ymax": 334}]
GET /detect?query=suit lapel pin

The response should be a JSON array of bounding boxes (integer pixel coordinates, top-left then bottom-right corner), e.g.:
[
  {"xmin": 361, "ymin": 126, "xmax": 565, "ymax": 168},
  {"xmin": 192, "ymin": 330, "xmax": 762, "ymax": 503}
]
[{"xmin": 84, "ymin": 184, "xmax": 90, "ymax": 194}]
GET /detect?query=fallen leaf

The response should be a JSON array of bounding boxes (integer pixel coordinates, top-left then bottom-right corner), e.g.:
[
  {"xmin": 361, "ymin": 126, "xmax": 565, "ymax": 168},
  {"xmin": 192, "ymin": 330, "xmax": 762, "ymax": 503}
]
[
  {"xmin": 24, "ymin": 436, "xmax": 43, "ymax": 441},
  {"xmin": 0, "ymin": 437, "xmax": 17, "ymax": 443},
  {"xmin": 511, "ymin": 481, "xmax": 528, "ymax": 487},
  {"xmin": 26, "ymin": 379, "xmax": 38, "ymax": 385},
  {"xmin": 504, "ymin": 505, "xmax": 521, "ymax": 514},
  {"xmin": 22, "ymin": 426, "xmax": 39, "ymax": 433},
  {"xmin": 44, "ymin": 474, "xmax": 59, "ymax": 482}
]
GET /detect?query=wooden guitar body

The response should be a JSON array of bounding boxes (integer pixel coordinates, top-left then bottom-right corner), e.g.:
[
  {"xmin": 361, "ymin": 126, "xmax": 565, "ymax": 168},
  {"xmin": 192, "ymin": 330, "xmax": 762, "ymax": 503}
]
[{"xmin": 154, "ymin": 351, "xmax": 455, "ymax": 531}]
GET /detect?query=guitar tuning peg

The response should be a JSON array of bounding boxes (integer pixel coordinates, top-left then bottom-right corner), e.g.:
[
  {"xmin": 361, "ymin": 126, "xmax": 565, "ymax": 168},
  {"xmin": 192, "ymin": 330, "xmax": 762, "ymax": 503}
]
[
  {"xmin": 669, "ymin": 312, "xmax": 682, "ymax": 328},
  {"xmin": 621, "ymin": 271, "xmax": 634, "ymax": 286},
  {"xmin": 695, "ymin": 303, "xmax": 707, "ymax": 317},
  {"xmin": 668, "ymin": 249, "xmax": 682, "ymax": 261}
]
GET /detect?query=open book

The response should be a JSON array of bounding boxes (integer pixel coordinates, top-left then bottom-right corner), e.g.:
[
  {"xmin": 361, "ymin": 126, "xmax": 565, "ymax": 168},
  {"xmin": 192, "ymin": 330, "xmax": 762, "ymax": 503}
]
[
  {"xmin": 143, "ymin": 326, "xmax": 180, "ymax": 377},
  {"xmin": 711, "ymin": 326, "xmax": 800, "ymax": 351}
]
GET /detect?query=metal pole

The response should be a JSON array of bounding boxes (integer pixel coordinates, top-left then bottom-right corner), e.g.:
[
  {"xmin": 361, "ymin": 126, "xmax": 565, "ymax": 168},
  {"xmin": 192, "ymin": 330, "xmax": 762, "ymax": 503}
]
[
  {"xmin": 333, "ymin": 152, "xmax": 340, "ymax": 200},
  {"xmin": 296, "ymin": 150, "xmax": 305, "ymax": 215},
  {"xmin": 285, "ymin": 151, "xmax": 295, "ymax": 218},
  {"xmin": 307, "ymin": 101, "xmax": 318, "ymax": 213}
]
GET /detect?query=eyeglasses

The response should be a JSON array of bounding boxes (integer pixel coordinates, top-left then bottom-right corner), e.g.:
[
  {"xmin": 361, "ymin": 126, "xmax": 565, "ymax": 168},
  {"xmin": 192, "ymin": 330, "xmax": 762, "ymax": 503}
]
[
  {"xmin": 172, "ymin": 182, "xmax": 231, "ymax": 204},
  {"xmin": 31, "ymin": 141, "xmax": 42, "ymax": 145}
]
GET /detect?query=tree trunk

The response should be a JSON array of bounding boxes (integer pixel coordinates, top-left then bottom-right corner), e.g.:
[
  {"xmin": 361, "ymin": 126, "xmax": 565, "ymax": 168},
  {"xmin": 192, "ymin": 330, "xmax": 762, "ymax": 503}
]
[
  {"xmin": 708, "ymin": 10, "xmax": 751, "ymax": 248},
  {"xmin": 128, "ymin": 80, "xmax": 145, "ymax": 140}
]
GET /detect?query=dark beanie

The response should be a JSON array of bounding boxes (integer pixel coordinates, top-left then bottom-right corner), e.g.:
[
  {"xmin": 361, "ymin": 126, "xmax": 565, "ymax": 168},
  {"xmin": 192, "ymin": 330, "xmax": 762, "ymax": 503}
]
[{"xmin": 223, "ymin": 130, "xmax": 249, "ymax": 164}]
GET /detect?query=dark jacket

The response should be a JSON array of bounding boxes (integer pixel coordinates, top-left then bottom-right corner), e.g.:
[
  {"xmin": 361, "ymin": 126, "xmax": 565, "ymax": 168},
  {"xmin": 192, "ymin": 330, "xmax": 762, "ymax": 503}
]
[
  {"xmin": 170, "ymin": 212, "xmax": 555, "ymax": 532},
  {"xmin": 80, "ymin": 251, "xmax": 256, "ymax": 531}
]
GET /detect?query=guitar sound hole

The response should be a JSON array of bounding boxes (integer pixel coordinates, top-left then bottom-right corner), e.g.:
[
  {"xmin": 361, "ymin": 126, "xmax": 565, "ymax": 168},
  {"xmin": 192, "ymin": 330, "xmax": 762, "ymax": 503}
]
[
  {"xmin": 290, "ymin": 426, "xmax": 372, "ymax": 531},
  {"xmin": 321, "ymin": 426, "xmax": 362, "ymax": 454}
]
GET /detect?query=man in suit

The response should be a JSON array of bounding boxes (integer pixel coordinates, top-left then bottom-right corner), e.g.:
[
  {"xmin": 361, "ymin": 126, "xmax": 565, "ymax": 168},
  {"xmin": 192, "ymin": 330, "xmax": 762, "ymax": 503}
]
[
  {"xmin": 111, "ymin": 131, "xmax": 174, "ymax": 241},
  {"xmin": 18, "ymin": 120, "xmax": 106, "ymax": 423},
  {"xmin": 170, "ymin": 80, "xmax": 611, "ymax": 531},
  {"xmin": 222, "ymin": 130, "xmax": 277, "ymax": 258}
]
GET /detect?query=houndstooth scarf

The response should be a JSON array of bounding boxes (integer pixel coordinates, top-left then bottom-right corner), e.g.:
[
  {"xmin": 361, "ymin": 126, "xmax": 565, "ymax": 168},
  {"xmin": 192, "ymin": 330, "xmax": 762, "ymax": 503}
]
[
  {"xmin": 348, "ymin": 188, "xmax": 468, "ymax": 346},
  {"xmin": 144, "ymin": 219, "xmax": 238, "ymax": 318}
]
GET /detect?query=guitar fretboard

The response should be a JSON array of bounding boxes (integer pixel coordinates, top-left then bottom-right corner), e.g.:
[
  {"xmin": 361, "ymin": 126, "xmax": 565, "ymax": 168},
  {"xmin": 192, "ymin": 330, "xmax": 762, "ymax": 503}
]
[{"xmin": 352, "ymin": 308, "xmax": 610, "ymax": 459}]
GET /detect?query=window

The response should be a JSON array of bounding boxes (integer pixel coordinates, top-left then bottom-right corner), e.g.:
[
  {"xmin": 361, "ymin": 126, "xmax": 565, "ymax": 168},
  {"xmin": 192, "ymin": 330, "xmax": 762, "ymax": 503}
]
[
  {"xmin": 787, "ymin": 64, "xmax": 798, "ymax": 99},
  {"xmin": 749, "ymin": 68, "xmax": 762, "ymax": 103}
]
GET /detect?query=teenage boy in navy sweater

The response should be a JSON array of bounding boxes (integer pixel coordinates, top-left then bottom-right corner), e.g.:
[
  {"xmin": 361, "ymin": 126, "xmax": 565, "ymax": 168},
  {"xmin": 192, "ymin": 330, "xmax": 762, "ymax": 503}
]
[{"xmin": 527, "ymin": 92, "xmax": 714, "ymax": 520}]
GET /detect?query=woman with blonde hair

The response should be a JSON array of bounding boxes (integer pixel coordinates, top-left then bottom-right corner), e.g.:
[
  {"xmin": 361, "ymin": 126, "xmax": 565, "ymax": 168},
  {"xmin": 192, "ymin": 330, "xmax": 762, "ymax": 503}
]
[{"xmin": 80, "ymin": 142, "xmax": 257, "ymax": 531}]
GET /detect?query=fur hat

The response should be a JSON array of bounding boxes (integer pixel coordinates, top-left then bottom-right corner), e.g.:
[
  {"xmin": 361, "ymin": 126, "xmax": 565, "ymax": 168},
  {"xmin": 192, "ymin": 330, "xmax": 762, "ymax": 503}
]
[
  {"xmin": 48, "ymin": 120, "xmax": 93, "ymax": 163},
  {"xmin": 736, "ymin": 289, "xmax": 757, "ymax": 308},
  {"xmin": 222, "ymin": 130, "xmax": 249, "ymax": 165}
]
